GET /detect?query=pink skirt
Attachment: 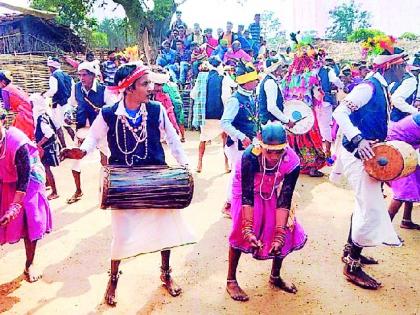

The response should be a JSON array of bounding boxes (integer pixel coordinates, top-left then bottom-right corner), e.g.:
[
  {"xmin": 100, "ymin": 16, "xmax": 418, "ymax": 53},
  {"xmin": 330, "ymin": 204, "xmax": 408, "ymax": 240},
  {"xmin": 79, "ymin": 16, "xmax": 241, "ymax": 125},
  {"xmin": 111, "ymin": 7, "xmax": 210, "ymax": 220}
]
[{"xmin": 0, "ymin": 179, "xmax": 52, "ymax": 245}]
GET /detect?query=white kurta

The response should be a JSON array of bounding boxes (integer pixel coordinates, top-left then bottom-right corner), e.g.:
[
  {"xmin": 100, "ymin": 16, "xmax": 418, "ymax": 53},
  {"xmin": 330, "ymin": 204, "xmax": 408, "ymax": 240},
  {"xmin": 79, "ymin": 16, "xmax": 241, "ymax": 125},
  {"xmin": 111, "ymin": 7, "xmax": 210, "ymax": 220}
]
[
  {"xmin": 81, "ymin": 100, "xmax": 196, "ymax": 260},
  {"xmin": 333, "ymin": 72, "xmax": 401, "ymax": 247}
]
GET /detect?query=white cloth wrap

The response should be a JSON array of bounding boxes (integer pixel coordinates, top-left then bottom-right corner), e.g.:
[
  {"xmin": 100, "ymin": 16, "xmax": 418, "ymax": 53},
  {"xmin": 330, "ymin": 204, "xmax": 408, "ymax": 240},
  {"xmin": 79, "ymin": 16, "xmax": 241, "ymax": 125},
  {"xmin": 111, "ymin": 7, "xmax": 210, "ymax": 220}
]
[
  {"xmin": 340, "ymin": 148, "xmax": 401, "ymax": 247},
  {"xmin": 199, "ymin": 119, "xmax": 223, "ymax": 142}
]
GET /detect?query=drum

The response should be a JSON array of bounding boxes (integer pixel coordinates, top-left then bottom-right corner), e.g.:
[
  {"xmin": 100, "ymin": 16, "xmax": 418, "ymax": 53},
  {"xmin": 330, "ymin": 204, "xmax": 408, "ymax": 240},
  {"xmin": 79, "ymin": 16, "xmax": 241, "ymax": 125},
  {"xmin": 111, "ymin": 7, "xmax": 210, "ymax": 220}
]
[
  {"xmin": 100, "ymin": 165, "xmax": 194, "ymax": 210},
  {"xmin": 364, "ymin": 141, "xmax": 418, "ymax": 181},
  {"xmin": 283, "ymin": 100, "xmax": 315, "ymax": 135}
]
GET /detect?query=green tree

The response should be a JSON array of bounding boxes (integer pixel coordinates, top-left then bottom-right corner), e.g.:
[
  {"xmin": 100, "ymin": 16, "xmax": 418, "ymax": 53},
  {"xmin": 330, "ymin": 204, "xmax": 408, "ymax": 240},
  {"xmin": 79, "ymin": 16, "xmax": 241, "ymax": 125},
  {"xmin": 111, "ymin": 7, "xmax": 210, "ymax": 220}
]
[
  {"xmin": 97, "ymin": 18, "xmax": 137, "ymax": 49},
  {"xmin": 326, "ymin": 0, "xmax": 371, "ymax": 41},
  {"xmin": 347, "ymin": 28, "xmax": 384, "ymax": 42},
  {"xmin": 260, "ymin": 10, "xmax": 285, "ymax": 49}
]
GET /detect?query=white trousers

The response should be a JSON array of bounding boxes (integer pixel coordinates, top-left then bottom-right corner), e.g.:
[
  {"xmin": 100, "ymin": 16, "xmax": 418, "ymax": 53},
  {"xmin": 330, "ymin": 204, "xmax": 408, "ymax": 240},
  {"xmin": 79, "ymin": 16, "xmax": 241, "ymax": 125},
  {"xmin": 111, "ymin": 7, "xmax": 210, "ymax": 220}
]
[
  {"xmin": 341, "ymin": 148, "xmax": 401, "ymax": 247},
  {"xmin": 315, "ymin": 102, "xmax": 333, "ymax": 143},
  {"xmin": 224, "ymin": 143, "xmax": 244, "ymax": 202}
]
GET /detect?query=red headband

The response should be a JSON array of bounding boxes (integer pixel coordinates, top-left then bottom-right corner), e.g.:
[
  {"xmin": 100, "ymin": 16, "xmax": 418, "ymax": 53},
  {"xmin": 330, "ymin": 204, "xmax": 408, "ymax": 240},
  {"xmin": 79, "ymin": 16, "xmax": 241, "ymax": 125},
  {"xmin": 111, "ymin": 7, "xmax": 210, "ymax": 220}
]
[
  {"xmin": 373, "ymin": 55, "xmax": 406, "ymax": 71},
  {"xmin": 108, "ymin": 66, "xmax": 150, "ymax": 92}
]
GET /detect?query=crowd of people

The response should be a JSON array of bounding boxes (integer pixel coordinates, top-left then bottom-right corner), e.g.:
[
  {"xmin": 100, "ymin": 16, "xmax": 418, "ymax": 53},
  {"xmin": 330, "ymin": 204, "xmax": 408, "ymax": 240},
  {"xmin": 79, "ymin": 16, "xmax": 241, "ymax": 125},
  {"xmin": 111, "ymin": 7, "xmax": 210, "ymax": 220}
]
[{"xmin": 0, "ymin": 10, "xmax": 419, "ymax": 308}]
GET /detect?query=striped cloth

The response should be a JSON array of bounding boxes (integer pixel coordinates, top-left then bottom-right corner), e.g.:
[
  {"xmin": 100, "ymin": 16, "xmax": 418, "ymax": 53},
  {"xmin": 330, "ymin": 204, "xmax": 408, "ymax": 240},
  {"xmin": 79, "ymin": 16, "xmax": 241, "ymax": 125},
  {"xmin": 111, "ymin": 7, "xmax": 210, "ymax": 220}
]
[{"xmin": 192, "ymin": 72, "xmax": 209, "ymax": 128}]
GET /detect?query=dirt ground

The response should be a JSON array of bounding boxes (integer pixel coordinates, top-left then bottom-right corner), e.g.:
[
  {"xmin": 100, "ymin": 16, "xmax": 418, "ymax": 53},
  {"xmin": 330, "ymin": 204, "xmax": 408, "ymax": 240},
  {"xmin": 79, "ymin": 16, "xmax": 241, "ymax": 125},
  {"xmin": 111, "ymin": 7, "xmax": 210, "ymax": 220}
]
[{"xmin": 0, "ymin": 131, "xmax": 419, "ymax": 315}]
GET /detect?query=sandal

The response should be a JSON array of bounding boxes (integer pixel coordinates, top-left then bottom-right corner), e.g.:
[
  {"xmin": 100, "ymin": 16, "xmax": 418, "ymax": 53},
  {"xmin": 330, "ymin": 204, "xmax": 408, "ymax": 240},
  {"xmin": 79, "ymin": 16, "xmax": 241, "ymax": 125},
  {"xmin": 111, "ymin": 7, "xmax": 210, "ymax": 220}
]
[
  {"xmin": 66, "ymin": 192, "xmax": 83, "ymax": 204},
  {"xmin": 400, "ymin": 219, "xmax": 420, "ymax": 230},
  {"xmin": 226, "ymin": 279, "xmax": 249, "ymax": 301},
  {"xmin": 309, "ymin": 169, "xmax": 324, "ymax": 177},
  {"xmin": 160, "ymin": 267, "xmax": 182, "ymax": 297},
  {"xmin": 269, "ymin": 275, "xmax": 297, "ymax": 293},
  {"xmin": 104, "ymin": 270, "xmax": 121, "ymax": 307},
  {"xmin": 343, "ymin": 256, "xmax": 381, "ymax": 290}
]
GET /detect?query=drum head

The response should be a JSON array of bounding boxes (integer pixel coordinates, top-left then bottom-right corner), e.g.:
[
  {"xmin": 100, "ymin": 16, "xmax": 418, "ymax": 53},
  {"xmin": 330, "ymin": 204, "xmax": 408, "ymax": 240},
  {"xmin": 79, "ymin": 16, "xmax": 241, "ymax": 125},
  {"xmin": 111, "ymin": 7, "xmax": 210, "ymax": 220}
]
[
  {"xmin": 283, "ymin": 100, "xmax": 315, "ymax": 135},
  {"xmin": 364, "ymin": 143, "xmax": 404, "ymax": 181}
]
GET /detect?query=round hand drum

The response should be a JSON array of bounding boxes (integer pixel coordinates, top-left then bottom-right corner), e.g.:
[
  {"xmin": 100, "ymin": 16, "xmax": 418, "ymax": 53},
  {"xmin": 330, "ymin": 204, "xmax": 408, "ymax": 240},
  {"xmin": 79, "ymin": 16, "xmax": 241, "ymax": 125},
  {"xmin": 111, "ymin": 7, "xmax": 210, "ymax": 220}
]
[
  {"xmin": 363, "ymin": 140, "xmax": 418, "ymax": 181},
  {"xmin": 283, "ymin": 100, "xmax": 315, "ymax": 135}
]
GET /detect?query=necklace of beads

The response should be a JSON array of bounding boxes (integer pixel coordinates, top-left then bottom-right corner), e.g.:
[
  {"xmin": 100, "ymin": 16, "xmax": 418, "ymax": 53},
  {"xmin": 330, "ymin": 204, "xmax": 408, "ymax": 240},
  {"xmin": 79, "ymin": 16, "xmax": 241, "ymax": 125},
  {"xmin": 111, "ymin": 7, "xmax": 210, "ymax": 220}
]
[
  {"xmin": 259, "ymin": 155, "xmax": 282, "ymax": 201},
  {"xmin": 115, "ymin": 103, "xmax": 149, "ymax": 166}
]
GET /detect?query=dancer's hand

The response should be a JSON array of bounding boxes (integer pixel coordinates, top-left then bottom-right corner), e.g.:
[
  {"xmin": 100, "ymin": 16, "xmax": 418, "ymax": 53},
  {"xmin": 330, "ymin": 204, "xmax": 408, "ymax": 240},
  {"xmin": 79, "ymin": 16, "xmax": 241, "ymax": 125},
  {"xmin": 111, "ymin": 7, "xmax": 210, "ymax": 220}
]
[
  {"xmin": 0, "ymin": 213, "xmax": 11, "ymax": 226},
  {"xmin": 241, "ymin": 137, "xmax": 252, "ymax": 148},
  {"xmin": 286, "ymin": 120, "xmax": 296, "ymax": 129},
  {"xmin": 246, "ymin": 234, "xmax": 263, "ymax": 249},
  {"xmin": 60, "ymin": 148, "xmax": 86, "ymax": 161},
  {"xmin": 357, "ymin": 139, "xmax": 376, "ymax": 161},
  {"xmin": 269, "ymin": 239, "xmax": 285, "ymax": 256}
]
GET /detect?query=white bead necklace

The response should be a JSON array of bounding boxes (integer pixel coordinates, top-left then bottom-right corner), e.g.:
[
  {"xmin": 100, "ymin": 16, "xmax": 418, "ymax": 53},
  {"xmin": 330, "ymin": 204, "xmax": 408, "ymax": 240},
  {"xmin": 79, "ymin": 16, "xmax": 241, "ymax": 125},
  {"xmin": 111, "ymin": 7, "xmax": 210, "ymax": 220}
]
[
  {"xmin": 115, "ymin": 103, "xmax": 149, "ymax": 166},
  {"xmin": 259, "ymin": 155, "xmax": 282, "ymax": 201}
]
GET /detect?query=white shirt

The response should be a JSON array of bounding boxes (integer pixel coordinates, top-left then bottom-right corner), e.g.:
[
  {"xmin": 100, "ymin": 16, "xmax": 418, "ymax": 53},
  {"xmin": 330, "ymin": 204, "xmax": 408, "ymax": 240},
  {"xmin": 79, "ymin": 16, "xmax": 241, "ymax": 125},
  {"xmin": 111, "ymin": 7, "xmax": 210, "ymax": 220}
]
[
  {"xmin": 390, "ymin": 72, "xmax": 418, "ymax": 115},
  {"xmin": 40, "ymin": 117, "xmax": 54, "ymax": 139},
  {"xmin": 327, "ymin": 67, "xmax": 344, "ymax": 90},
  {"xmin": 80, "ymin": 100, "xmax": 189, "ymax": 166},
  {"xmin": 264, "ymin": 74, "xmax": 289, "ymax": 123},
  {"xmin": 44, "ymin": 69, "xmax": 75, "ymax": 99},
  {"xmin": 69, "ymin": 80, "xmax": 119, "ymax": 108},
  {"xmin": 333, "ymin": 72, "xmax": 388, "ymax": 141}
]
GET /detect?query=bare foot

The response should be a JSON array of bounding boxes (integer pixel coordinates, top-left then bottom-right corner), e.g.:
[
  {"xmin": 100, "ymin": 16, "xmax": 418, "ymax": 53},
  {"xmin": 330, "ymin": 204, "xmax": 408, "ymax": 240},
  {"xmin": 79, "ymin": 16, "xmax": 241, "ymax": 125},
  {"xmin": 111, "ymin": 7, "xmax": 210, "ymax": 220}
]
[
  {"xmin": 196, "ymin": 162, "xmax": 202, "ymax": 173},
  {"xmin": 104, "ymin": 275, "xmax": 119, "ymax": 307},
  {"xmin": 226, "ymin": 280, "xmax": 249, "ymax": 301},
  {"xmin": 160, "ymin": 274, "xmax": 182, "ymax": 297},
  {"xmin": 67, "ymin": 192, "xmax": 83, "ymax": 204},
  {"xmin": 400, "ymin": 220, "xmax": 420, "ymax": 230},
  {"xmin": 343, "ymin": 265, "xmax": 381, "ymax": 289},
  {"xmin": 47, "ymin": 193, "xmax": 59, "ymax": 200},
  {"xmin": 225, "ymin": 162, "xmax": 231, "ymax": 174},
  {"xmin": 24, "ymin": 264, "xmax": 42, "ymax": 283},
  {"xmin": 222, "ymin": 202, "xmax": 231, "ymax": 218},
  {"xmin": 270, "ymin": 276, "xmax": 297, "ymax": 293}
]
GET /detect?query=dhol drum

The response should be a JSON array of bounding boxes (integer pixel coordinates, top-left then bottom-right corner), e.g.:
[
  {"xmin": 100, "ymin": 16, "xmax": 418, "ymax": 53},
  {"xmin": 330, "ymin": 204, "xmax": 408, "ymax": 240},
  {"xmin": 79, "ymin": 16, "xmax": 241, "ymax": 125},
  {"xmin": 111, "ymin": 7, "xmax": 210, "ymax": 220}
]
[
  {"xmin": 100, "ymin": 165, "xmax": 194, "ymax": 210},
  {"xmin": 364, "ymin": 140, "xmax": 418, "ymax": 181},
  {"xmin": 283, "ymin": 100, "xmax": 315, "ymax": 135}
]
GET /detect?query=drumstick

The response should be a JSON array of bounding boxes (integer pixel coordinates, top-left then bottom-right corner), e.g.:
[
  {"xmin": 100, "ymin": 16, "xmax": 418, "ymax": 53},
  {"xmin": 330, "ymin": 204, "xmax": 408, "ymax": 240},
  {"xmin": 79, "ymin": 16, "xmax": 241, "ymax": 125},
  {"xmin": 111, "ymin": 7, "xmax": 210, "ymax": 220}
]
[{"xmin": 292, "ymin": 116, "xmax": 307, "ymax": 124}]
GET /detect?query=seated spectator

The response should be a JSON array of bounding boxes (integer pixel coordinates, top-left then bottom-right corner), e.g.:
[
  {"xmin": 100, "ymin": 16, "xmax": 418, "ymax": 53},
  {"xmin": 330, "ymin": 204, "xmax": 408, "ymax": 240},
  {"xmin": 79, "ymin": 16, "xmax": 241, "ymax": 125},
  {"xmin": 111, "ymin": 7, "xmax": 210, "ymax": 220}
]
[
  {"xmin": 223, "ymin": 40, "xmax": 252, "ymax": 65},
  {"xmin": 219, "ymin": 21, "xmax": 237, "ymax": 48},
  {"xmin": 171, "ymin": 10, "xmax": 188, "ymax": 31},
  {"xmin": 186, "ymin": 23, "xmax": 205, "ymax": 48},
  {"xmin": 175, "ymin": 40, "xmax": 192, "ymax": 85},
  {"xmin": 237, "ymin": 25, "xmax": 252, "ymax": 51},
  {"xmin": 204, "ymin": 28, "xmax": 218, "ymax": 57},
  {"xmin": 211, "ymin": 39, "xmax": 229, "ymax": 62},
  {"xmin": 156, "ymin": 41, "xmax": 178, "ymax": 83},
  {"xmin": 191, "ymin": 42, "xmax": 208, "ymax": 79}
]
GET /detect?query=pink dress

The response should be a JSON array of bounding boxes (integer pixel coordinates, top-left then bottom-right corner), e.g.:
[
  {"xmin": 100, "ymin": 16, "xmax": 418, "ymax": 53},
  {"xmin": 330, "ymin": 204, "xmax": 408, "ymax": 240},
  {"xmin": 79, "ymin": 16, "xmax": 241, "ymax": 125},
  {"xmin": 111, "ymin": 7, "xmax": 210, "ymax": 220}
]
[
  {"xmin": 0, "ymin": 127, "xmax": 52, "ymax": 244},
  {"xmin": 154, "ymin": 92, "xmax": 181, "ymax": 134},
  {"xmin": 229, "ymin": 147, "xmax": 307, "ymax": 259},
  {"xmin": 387, "ymin": 115, "xmax": 420, "ymax": 202}
]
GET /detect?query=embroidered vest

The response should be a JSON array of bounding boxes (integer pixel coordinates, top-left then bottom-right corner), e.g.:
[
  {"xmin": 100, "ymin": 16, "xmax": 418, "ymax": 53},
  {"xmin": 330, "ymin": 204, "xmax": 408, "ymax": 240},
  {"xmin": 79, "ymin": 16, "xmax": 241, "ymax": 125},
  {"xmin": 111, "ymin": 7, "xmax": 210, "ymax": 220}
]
[
  {"xmin": 101, "ymin": 101, "xmax": 166, "ymax": 166},
  {"xmin": 318, "ymin": 66, "xmax": 334, "ymax": 104},
  {"xmin": 390, "ymin": 73, "xmax": 418, "ymax": 122},
  {"xmin": 226, "ymin": 92, "xmax": 258, "ymax": 150},
  {"xmin": 258, "ymin": 75, "xmax": 284, "ymax": 125},
  {"xmin": 205, "ymin": 70, "xmax": 224, "ymax": 119},
  {"xmin": 75, "ymin": 82, "xmax": 106, "ymax": 129},
  {"xmin": 52, "ymin": 70, "xmax": 72, "ymax": 106}
]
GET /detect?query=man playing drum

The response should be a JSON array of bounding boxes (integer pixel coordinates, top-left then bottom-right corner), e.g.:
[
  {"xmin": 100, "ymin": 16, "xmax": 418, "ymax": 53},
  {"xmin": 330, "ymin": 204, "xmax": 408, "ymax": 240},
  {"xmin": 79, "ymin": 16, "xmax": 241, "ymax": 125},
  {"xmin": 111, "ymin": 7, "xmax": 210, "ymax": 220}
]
[
  {"xmin": 61, "ymin": 63, "xmax": 195, "ymax": 306},
  {"xmin": 333, "ymin": 36, "xmax": 406, "ymax": 289}
]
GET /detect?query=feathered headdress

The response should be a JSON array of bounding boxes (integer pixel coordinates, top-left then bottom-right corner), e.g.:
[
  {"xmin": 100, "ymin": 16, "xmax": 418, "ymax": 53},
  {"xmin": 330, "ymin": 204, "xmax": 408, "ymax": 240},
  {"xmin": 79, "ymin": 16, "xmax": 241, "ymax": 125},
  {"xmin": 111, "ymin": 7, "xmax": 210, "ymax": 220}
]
[{"xmin": 361, "ymin": 35, "xmax": 406, "ymax": 69}]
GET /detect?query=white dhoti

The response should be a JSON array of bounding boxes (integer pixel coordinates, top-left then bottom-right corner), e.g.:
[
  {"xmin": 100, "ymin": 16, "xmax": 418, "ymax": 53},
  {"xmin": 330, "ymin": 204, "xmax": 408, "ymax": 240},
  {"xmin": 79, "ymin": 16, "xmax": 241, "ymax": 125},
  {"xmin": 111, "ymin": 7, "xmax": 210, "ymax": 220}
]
[
  {"xmin": 51, "ymin": 104, "xmax": 70, "ymax": 128},
  {"xmin": 315, "ymin": 102, "xmax": 333, "ymax": 143},
  {"xmin": 199, "ymin": 119, "xmax": 223, "ymax": 142},
  {"xmin": 340, "ymin": 148, "xmax": 401, "ymax": 247},
  {"xmin": 110, "ymin": 209, "xmax": 196, "ymax": 260},
  {"xmin": 224, "ymin": 143, "xmax": 245, "ymax": 202}
]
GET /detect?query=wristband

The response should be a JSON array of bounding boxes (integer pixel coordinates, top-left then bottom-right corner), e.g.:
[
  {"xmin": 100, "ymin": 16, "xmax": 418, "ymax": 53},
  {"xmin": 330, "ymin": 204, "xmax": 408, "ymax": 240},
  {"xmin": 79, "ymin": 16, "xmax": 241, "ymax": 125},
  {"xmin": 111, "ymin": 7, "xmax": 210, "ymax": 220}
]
[{"xmin": 351, "ymin": 134, "xmax": 363, "ymax": 147}]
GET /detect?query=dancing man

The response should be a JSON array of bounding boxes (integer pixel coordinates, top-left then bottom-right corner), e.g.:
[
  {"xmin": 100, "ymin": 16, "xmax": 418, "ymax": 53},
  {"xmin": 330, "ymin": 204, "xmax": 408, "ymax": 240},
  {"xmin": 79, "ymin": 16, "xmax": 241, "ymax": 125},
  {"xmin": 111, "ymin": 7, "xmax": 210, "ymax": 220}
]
[
  {"xmin": 66, "ymin": 61, "xmax": 114, "ymax": 204},
  {"xmin": 333, "ymin": 37, "xmax": 406, "ymax": 289},
  {"xmin": 61, "ymin": 64, "xmax": 195, "ymax": 306},
  {"xmin": 0, "ymin": 108, "xmax": 52, "ymax": 282},
  {"xmin": 221, "ymin": 61, "xmax": 259, "ymax": 216},
  {"xmin": 43, "ymin": 57, "xmax": 75, "ymax": 148},
  {"xmin": 226, "ymin": 122, "xmax": 307, "ymax": 301},
  {"xmin": 191, "ymin": 56, "xmax": 232, "ymax": 173}
]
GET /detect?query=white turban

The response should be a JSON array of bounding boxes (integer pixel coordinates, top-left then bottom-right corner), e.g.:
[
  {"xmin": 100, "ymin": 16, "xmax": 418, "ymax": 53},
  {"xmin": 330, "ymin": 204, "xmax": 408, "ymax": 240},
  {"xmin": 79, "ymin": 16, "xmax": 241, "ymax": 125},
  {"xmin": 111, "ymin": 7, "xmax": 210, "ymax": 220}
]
[
  {"xmin": 78, "ymin": 61, "xmax": 100, "ymax": 76},
  {"xmin": 47, "ymin": 57, "xmax": 61, "ymax": 69}
]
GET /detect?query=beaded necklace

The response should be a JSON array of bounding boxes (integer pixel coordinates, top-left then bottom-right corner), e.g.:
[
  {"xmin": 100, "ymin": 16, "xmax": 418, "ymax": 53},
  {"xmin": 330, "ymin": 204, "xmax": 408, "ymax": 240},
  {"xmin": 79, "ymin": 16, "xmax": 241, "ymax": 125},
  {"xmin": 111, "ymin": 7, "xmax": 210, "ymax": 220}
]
[
  {"xmin": 115, "ymin": 103, "xmax": 149, "ymax": 166},
  {"xmin": 259, "ymin": 155, "xmax": 282, "ymax": 201}
]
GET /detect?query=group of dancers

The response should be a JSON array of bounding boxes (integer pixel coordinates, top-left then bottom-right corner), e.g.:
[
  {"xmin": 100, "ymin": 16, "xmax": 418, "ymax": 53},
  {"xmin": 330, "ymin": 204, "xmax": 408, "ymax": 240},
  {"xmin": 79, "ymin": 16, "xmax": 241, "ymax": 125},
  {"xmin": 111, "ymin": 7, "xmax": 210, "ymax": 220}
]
[{"xmin": 0, "ymin": 33, "xmax": 419, "ymax": 307}]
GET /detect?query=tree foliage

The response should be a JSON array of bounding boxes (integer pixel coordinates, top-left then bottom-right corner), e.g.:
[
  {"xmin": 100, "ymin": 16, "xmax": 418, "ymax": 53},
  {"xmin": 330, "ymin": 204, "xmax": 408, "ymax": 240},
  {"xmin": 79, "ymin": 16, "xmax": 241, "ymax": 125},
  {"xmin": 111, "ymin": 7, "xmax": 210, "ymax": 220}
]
[
  {"xmin": 260, "ymin": 10, "xmax": 285, "ymax": 49},
  {"xmin": 400, "ymin": 32, "xmax": 418, "ymax": 41},
  {"xmin": 97, "ymin": 18, "xmax": 137, "ymax": 49},
  {"xmin": 326, "ymin": 0, "xmax": 371, "ymax": 41},
  {"xmin": 347, "ymin": 28, "xmax": 384, "ymax": 42}
]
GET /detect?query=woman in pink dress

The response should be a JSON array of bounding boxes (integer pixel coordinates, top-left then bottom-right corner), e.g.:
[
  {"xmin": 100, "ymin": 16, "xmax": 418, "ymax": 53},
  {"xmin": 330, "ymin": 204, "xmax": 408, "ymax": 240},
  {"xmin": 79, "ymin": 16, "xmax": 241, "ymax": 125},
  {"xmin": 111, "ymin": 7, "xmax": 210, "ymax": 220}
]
[
  {"xmin": 388, "ymin": 113, "xmax": 420, "ymax": 230},
  {"xmin": 0, "ymin": 71, "xmax": 35, "ymax": 140},
  {"xmin": 226, "ymin": 122, "xmax": 307, "ymax": 301},
  {"xmin": 0, "ymin": 109, "xmax": 52, "ymax": 282}
]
